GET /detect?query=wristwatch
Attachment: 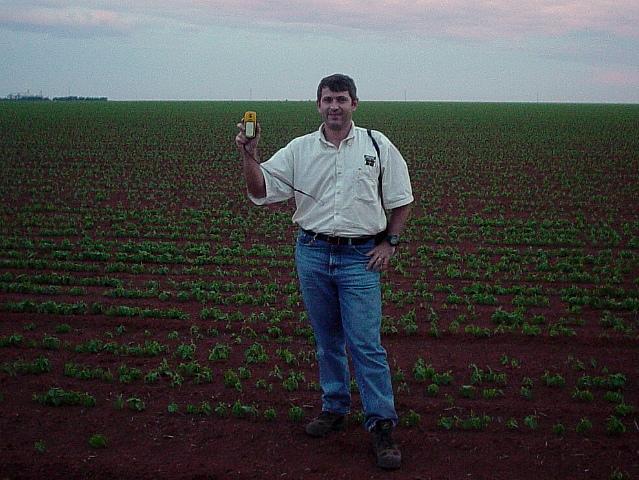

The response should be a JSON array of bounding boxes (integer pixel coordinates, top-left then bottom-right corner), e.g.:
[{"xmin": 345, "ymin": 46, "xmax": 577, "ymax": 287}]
[{"xmin": 385, "ymin": 234, "xmax": 400, "ymax": 247}]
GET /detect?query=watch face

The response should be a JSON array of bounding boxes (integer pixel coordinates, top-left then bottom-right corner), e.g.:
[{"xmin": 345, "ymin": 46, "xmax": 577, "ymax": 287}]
[{"xmin": 387, "ymin": 235, "xmax": 400, "ymax": 246}]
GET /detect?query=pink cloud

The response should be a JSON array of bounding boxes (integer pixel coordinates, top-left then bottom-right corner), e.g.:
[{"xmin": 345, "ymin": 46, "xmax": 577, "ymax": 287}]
[
  {"xmin": 2, "ymin": 0, "xmax": 638, "ymax": 41},
  {"xmin": 593, "ymin": 68, "xmax": 639, "ymax": 87},
  {"xmin": 0, "ymin": 5, "xmax": 137, "ymax": 36},
  {"xmin": 173, "ymin": 0, "xmax": 639, "ymax": 40}
]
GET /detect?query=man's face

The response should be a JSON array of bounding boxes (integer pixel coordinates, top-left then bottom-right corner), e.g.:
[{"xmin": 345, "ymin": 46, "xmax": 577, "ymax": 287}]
[{"xmin": 317, "ymin": 87, "xmax": 358, "ymax": 132}]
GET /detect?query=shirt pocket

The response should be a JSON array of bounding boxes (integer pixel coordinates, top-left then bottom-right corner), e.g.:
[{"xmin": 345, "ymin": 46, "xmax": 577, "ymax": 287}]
[{"xmin": 354, "ymin": 166, "xmax": 379, "ymax": 203}]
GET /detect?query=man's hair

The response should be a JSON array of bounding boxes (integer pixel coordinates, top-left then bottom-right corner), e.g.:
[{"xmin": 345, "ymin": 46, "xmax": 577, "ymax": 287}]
[{"xmin": 316, "ymin": 74, "xmax": 358, "ymax": 102}]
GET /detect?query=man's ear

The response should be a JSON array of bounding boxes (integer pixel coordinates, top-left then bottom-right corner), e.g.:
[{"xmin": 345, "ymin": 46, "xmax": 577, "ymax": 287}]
[{"xmin": 351, "ymin": 99, "xmax": 358, "ymax": 111}]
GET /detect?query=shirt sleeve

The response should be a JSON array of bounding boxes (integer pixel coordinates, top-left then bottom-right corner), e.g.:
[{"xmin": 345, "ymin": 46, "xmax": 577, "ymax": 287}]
[
  {"xmin": 378, "ymin": 134, "xmax": 414, "ymax": 210},
  {"xmin": 247, "ymin": 144, "xmax": 295, "ymax": 205}
]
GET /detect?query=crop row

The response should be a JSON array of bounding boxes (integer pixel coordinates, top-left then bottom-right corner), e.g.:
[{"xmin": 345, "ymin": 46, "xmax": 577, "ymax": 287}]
[{"xmin": 5, "ymin": 349, "xmax": 633, "ymax": 436}]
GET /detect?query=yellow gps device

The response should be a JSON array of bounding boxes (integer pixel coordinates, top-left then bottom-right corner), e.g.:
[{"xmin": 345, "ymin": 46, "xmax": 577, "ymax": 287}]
[{"xmin": 243, "ymin": 111, "xmax": 257, "ymax": 139}]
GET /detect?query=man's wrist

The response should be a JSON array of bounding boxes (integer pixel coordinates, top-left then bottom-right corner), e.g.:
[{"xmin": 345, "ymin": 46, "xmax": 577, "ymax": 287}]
[{"xmin": 385, "ymin": 234, "xmax": 400, "ymax": 247}]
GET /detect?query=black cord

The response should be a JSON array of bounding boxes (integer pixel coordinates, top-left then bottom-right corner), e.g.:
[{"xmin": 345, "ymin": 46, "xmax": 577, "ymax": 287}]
[{"xmin": 242, "ymin": 144, "xmax": 323, "ymax": 204}]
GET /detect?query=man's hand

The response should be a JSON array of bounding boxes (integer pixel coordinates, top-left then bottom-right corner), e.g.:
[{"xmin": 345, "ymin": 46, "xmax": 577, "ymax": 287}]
[
  {"xmin": 366, "ymin": 241, "xmax": 396, "ymax": 272},
  {"xmin": 366, "ymin": 204, "xmax": 412, "ymax": 272},
  {"xmin": 236, "ymin": 121, "xmax": 261, "ymax": 156},
  {"xmin": 236, "ymin": 121, "xmax": 266, "ymax": 198}
]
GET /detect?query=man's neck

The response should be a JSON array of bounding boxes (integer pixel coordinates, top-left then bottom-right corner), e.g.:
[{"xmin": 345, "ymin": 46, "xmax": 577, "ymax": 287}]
[{"xmin": 322, "ymin": 123, "xmax": 352, "ymax": 147}]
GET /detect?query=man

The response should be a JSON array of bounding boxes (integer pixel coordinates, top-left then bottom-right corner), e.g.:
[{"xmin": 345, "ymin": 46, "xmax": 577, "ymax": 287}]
[{"xmin": 235, "ymin": 74, "xmax": 413, "ymax": 470}]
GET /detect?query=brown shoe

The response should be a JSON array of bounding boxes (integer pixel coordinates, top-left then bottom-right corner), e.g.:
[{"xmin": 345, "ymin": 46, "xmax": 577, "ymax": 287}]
[
  {"xmin": 305, "ymin": 411, "xmax": 345, "ymax": 437},
  {"xmin": 372, "ymin": 420, "xmax": 401, "ymax": 470}
]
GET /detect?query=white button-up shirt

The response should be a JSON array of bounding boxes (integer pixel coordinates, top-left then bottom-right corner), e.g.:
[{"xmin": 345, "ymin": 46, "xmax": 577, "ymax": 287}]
[{"xmin": 249, "ymin": 122, "xmax": 414, "ymax": 237}]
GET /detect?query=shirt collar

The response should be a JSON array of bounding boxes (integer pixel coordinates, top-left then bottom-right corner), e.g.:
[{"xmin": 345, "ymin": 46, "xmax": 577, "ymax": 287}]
[{"xmin": 318, "ymin": 121, "xmax": 356, "ymax": 147}]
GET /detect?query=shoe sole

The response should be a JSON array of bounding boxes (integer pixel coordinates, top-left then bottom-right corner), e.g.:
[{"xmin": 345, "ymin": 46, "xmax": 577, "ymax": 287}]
[
  {"xmin": 377, "ymin": 457, "xmax": 401, "ymax": 470},
  {"xmin": 374, "ymin": 443, "xmax": 401, "ymax": 469}
]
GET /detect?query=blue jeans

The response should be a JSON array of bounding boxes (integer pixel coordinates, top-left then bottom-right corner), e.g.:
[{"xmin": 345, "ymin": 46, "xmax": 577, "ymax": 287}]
[{"xmin": 295, "ymin": 230, "xmax": 398, "ymax": 431}]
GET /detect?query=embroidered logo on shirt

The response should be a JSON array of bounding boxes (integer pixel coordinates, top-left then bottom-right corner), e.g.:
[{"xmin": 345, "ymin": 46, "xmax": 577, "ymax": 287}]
[{"xmin": 364, "ymin": 155, "xmax": 376, "ymax": 167}]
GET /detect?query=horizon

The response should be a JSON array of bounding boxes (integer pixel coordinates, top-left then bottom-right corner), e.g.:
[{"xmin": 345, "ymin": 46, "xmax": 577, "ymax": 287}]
[{"xmin": 3, "ymin": 96, "xmax": 638, "ymax": 105}]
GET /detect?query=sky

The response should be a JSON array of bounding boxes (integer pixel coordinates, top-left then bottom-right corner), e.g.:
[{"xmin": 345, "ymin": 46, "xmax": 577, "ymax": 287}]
[{"xmin": 1, "ymin": 1, "xmax": 638, "ymax": 103}]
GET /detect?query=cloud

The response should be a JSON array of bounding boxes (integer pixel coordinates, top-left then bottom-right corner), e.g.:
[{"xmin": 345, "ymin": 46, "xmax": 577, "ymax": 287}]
[
  {"xmin": 593, "ymin": 67, "xmax": 639, "ymax": 87},
  {"xmin": 0, "ymin": 4, "xmax": 138, "ymax": 37},
  {"xmin": 163, "ymin": 0, "xmax": 639, "ymax": 41},
  {"xmin": 1, "ymin": 0, "xmax": 638, "ymax": 41}
]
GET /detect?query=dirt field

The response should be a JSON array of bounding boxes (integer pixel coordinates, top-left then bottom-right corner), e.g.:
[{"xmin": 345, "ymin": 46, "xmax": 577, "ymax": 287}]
[{"xmin": 1, "ymin": 101, "xmax": 638, "ymax": 479}]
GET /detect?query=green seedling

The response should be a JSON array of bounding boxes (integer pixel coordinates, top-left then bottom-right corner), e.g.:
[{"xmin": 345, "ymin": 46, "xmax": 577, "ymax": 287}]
[
  {"xmin": 232, "ymin": 400, "xmax": 258, "ymax": 419},
  {"xmin": 34, "ymin": 387, "xmax": 96, "ymax": 407},
  {"xmin": 576, "ymin": 417, "xmax": 592, "ymax": 435},
  {"xmin": 263, "ymin": 408, "xmax": 277, "ymax": 421},
  {"xmin": 400, "ymin": 409, "xmax": 421, "ymax": 427},
  {"xmin": 214, "ymin": 402, "xmax": 229, "ymax": 417},
  {"xmin": 571, "ymin": 388, "xmax": 594, "ymax": 402},
  {"xmin": 209, "ymin": 343, "xmax": 231, "ymax": 361},
  {"xmin": 223, "ymin": 369, "xmax": 242, "ymax": 391},
  {"xmin": 426, "ymin": 383, "xmax": 440, "ymax": 397},
  {"xmin": 413, "ymin": 358, "xmax": 435, "ymax": 382},
  {"xmin": 459, "ymin": 385, "xmax": 476, "ymax": 398},
  {"xmin": 88, "ymin": 434, "xmax": 107, "ymax": 449},
  {"xmin": 523, "ymin": 415, "xmax": 539, "ymax": 430},
  {"xmin": 505, "ymin": 418, "xmax": 519, "ymax": 430},
  {"xmin": 552, "ymin": 423, "xmax": 566, "ymax": 436},
  {"xmin": 126, "ymin": 396, "xmax": 146, "ymax": 412},
  {"xmin": 606, "ymin": 416, "xmax": 626, "ymax": 436},
  {"xmin": 288, "ymin": 405, "xmax": 305, "ymax": 422},
  {"xmin": 614, "ymin": 403, "xmax": 635, "ymax": 417}
]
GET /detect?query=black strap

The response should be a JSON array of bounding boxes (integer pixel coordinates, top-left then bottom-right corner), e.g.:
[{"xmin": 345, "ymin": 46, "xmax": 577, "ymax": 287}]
[
  {"xmin": 367, "ymin": 129, "xmax": 384, "ymax": 210},
  {"xmin": 367, "ymin": 128, "xmax": 381, "ymax": 158}
]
